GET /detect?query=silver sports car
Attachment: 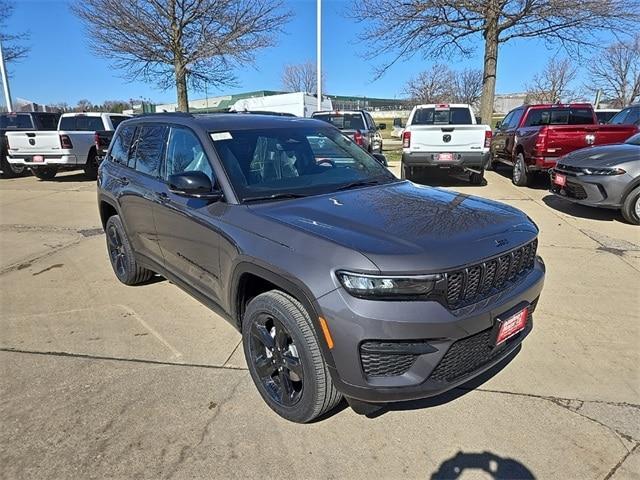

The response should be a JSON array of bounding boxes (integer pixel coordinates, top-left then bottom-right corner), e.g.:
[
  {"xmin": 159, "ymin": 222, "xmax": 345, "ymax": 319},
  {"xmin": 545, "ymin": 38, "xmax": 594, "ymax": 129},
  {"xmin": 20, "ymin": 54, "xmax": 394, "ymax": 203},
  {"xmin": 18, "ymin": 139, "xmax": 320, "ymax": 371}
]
[{"xmin": 550, "ymin": 132, "xmax": 640, "ymax": 224}]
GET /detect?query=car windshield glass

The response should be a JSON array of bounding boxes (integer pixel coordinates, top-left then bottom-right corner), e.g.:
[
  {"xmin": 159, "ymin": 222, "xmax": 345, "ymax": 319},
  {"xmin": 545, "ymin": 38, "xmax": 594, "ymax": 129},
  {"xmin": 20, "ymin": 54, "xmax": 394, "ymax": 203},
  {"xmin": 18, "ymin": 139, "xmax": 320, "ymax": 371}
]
[
  {"xmin": 0, "ymin": 114, "xmax": 33, "ymax": 129},
  {"xmin": 211, "ymin": 126, "xmax": 395, "ymax": 202},
  {"xmin": 313, "ymin": 113, "xmax": 365, "ymax": 130},
  {"xmin": 625, "ymin": 133, "xmax": 640, "ymax": 145},
  {"xmin": 412, "ymin": 107, "xmax": 472, "ymax": 125}
]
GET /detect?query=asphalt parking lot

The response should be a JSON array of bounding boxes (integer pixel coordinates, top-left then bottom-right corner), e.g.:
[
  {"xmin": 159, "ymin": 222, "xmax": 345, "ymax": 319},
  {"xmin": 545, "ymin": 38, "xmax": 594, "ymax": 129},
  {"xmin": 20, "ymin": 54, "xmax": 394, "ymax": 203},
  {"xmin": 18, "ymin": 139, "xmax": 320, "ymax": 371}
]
[{"xmin": 1, "ymin": 167, "xmax": 638, "ymax": 479}]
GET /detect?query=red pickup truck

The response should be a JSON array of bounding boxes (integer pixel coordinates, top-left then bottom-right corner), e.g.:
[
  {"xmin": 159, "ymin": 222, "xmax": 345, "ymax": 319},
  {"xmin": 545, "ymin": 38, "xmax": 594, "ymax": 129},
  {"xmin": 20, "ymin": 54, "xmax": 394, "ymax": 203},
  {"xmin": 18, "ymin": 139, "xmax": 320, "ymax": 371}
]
[{"xmin": 490, "ymin": 103, "xmax": 638, "ymax": 186}]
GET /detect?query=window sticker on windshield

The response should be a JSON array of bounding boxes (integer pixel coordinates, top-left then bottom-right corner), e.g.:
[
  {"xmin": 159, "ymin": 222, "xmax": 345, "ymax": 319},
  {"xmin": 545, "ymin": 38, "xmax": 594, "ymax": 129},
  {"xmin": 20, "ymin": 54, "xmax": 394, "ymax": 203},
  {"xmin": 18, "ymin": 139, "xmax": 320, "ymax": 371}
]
[{"xmin": 210, "ymin": 132, "xmax": 232, "ymax": 141}]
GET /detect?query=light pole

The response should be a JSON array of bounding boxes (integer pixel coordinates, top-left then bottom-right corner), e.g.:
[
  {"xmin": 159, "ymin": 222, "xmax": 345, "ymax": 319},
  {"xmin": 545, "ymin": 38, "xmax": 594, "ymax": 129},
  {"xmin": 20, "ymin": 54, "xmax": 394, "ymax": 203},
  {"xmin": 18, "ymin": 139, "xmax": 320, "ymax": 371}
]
[
  {"xmin": 316, "ymin": 0, "xmax": 322, "ymax": 111},
  {"xmin": 0, "ymin": 40, "xmax": 13, "ymax": 112}
]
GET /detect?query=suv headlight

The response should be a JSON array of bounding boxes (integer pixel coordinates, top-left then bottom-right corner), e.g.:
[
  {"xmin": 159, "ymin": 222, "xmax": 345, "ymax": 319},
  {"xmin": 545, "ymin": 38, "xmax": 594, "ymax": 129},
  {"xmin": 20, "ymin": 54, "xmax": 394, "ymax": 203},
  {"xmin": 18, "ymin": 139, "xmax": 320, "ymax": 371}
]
[
  {"xmin": 337, "ymin": 271, "xmax": 441, "ymax": 299},
  {"xmin": 581, "ymin": 167, "xmax": 626, "ymax": 175}
]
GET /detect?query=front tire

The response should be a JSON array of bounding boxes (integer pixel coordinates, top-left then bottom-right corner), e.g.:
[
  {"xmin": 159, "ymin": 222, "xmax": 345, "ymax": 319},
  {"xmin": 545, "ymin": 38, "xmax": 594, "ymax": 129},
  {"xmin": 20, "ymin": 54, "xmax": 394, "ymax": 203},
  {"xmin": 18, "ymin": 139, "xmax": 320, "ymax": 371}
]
[
  {"xmin": 512, "ymin": 153, "xmax": 529, "ymax": 186},
  {"xmin": 31, "ymin": 166, "xmax": 58, "ymax": 180},
  {"xmin": 105, "ymin": 215, "xmax": 154, "ymax": 285},
  {"xmin": 242, "ymin": 290, "xmax": 342, "ymax": 423},
  {"xmin": 621, "ymin": 186, "xmax": 640, "ymax": 225}
]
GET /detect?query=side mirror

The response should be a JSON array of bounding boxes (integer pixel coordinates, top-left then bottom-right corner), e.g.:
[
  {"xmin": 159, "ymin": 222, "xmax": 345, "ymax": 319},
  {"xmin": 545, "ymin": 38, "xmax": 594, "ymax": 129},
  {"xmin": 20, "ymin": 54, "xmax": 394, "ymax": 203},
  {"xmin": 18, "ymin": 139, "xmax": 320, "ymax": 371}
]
[
  {"xmin": 372, "ymin": 153, "xmax": 388, "ymax": 166},
  {"xmin": 495, "ymin": 120, "xmax": 502, "ymax": 129},
  {"xmin": 378, "ymin": 123, "xmax": 386, "ymax": 130},
  {"xmin": 168, "ymin": 171, "xmax": 222, "ymax": 200}
]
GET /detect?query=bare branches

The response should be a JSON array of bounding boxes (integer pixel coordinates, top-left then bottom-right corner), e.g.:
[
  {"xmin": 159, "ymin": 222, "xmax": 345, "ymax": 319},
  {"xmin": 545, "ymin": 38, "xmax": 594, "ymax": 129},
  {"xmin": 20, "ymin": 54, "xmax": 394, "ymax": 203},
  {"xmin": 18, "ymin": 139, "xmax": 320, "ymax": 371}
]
[
  {"xmin": 281, "ymin": 62, "xmax": 325, "ymax": 94},
  {"xmin": 586, "ymin": 35, "xmax": 640, "ymax": 107},
  {"xmin": 405, "ymin": 65, "xmax": 483, "ymax": 107},
  {"xmin": 0, "ymin": 0, "xmax": 30, "ymax": 64},
  {"xmin": 525, "ymin": 57, "xmax": 578, "ymax": 104},
  {"xmin": 72, "ymin": 0, "xmax": 291, "ymax": 110}
]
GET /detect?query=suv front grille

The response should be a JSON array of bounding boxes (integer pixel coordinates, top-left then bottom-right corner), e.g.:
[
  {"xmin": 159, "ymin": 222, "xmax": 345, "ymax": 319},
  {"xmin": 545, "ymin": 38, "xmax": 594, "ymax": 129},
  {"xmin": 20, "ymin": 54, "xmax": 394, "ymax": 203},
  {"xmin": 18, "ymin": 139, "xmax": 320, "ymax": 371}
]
[
  {"xmin": 444, "ymin": 239, "xmax": 538, "ymax": 309},
  {"xmin": 429, "ymin": 300, "xmax": 537, "ymax": 383}
]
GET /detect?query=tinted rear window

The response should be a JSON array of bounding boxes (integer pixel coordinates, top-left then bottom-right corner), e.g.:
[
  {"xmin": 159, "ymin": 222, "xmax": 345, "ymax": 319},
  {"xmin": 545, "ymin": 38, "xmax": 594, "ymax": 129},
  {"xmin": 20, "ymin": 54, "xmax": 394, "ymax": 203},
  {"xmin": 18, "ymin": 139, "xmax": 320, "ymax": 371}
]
[
  {"xmin": 0, "ymin": 114, "xmax": 33, "ymax": 129},
  {"xmin": 596, "ymin": 111, "xmax": 618, "ymax": 124},
  {"xmin": 33, "ymin": 113, "xmax": 59, "ymax": 130},
  {"xmin": 411, "ymin": 107, "xmax": 472, "ymax": 125},
  {"xmin": 59, "ymin": 116, "xmax": 105, "ymax": 131},
  {"xmin": 109, "ymin": 126, "xmax": 136, "ymax": 165},
  {"xmin": 524, "ymin": 108, "xmax": 594, "ymax": 126},
  {"xmin": 313, "ymin": 113, "xmax": 365, "ymax": 130}
]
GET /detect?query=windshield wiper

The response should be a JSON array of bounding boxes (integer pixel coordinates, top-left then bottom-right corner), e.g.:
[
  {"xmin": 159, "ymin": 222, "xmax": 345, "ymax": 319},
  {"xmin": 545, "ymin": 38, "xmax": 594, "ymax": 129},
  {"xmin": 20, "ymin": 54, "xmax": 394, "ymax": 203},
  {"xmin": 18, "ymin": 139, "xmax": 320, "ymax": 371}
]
[
  {"xmin": 243, "ymin": 192, "xmax": 309, "ymax": 203},
  {"xmin": 334, "ymin": 178, "xmax": 386, "ymax": 192}
]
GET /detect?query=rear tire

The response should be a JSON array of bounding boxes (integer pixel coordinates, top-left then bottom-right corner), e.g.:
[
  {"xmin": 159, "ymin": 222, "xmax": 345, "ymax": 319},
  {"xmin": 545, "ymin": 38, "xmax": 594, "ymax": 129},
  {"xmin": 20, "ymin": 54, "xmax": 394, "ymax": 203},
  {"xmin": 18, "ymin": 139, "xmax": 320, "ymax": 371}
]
[
  {"xmin": 0, "ymin": 155, "xmax": 26, "ymax": 179},
  {"xmin": 31, "ymin": 166, "xmax": 58, "ymax": 180},
  {"xmin": 84, "ymin": 150, "xmax": 99, "ymax": 180},
  {"xmin": 485, "ymin": 153, "xmax": 498, "ymax": 171},
  {"xmin": 105, "ymin": 215, "xmax": 154, "ymax": 285},
  {"xmin": 470, "ymin": 169, "xmax": 485, "ymax": 185},
  {"xmin": 242, "ymin": 290, "xmax": 342, "ymax": 423},
  {"xmin": 621, "ymin": 186, "xmax": 640, "ymax": 225},
  {"xmin": 512, "ymin": 153, "xmax": 529, "ymax": 187}
]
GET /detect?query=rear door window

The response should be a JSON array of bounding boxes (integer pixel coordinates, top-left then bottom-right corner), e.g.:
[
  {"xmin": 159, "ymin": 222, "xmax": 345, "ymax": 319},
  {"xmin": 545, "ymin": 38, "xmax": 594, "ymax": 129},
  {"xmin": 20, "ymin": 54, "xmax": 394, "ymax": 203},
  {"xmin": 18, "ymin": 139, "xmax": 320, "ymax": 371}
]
[
  {"xmin": 412, "ymin": 107, "xmax": 472, "ymax": 125},
  {"xmin": 109, "ymin": 126, "xmax": 136, "ymax": 165},
  {"xmin": 109, "ymin": 116, "xmax": 129, "ymax": 129},
  {"xmin": 609, "ymin": 108, "xmax": 631, "ymax": 125},
  {"xmin": 130, "ymin": 125, "xmax": 166, "ymax": 177},
  {"xmin": 508, "ymin": 109, "xmax": 524, "ymax": 128},
  {"xmin": 313, "ymin": 113, "xmax": 366, "ymax": 130}
]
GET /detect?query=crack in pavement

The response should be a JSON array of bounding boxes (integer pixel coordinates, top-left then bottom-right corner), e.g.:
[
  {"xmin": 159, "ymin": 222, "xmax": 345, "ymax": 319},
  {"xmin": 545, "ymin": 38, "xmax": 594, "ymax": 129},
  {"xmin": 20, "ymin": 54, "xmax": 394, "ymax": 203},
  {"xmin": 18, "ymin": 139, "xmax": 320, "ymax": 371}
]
[
  {"xmin": 604, "ymin": 442, "xmax": 639, "ymax": 480},
  {"xmin": 0, "ymin": 347, "xmax": 249, "ymax": 372},
  {"xmin": 0, "ymin": 237, "xmax": 83, "ymax": 276}
]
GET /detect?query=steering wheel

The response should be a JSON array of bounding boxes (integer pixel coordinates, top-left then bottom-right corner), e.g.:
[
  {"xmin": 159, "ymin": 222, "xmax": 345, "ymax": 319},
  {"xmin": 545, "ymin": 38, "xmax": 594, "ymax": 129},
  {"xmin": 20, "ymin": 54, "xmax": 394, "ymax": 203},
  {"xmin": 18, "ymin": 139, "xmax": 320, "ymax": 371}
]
[{"xmin": 316, "ymin": 158, "xmax": 336, "ymax": 168}]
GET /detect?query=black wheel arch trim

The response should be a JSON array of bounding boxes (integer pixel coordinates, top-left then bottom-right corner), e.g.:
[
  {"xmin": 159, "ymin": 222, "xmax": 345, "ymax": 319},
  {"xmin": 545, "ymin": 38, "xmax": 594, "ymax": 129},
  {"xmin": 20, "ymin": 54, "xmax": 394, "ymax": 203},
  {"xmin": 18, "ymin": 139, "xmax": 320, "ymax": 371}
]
[
  {"xmin": 621, "ymin": 176, "xmax": 640, "ymax": 200},
  {"xmin": 230, "ymin": 261, "xmax": 337, "ymax": 370}
]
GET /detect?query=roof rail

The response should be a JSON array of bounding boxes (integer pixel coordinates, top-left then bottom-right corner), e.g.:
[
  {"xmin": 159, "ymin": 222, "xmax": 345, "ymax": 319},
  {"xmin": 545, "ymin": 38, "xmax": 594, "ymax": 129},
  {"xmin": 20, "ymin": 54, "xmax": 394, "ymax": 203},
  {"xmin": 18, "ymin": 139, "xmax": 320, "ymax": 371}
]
[{"xmin": 137, "ymin": 112, "xmax": 194, "ymax": 118}]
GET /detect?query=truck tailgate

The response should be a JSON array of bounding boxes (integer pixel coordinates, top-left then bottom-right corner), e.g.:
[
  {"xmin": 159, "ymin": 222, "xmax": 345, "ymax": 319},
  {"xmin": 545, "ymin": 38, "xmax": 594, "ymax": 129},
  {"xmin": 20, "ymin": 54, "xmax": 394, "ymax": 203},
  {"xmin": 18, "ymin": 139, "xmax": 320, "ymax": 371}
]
[
  {"xmin": 595, "ymin": 125, "xmax": 638, "ymax": 145},
  {"xmin": 408, "ymin": 125, "xmax": 487, "ymax": 152},
  {"xmin": 544, "ymin": 124, "xmax": 636, "ymax": 156},
  {"xmin": 6, "ymin": 131, "xmax": 61, "ymax": 153}
]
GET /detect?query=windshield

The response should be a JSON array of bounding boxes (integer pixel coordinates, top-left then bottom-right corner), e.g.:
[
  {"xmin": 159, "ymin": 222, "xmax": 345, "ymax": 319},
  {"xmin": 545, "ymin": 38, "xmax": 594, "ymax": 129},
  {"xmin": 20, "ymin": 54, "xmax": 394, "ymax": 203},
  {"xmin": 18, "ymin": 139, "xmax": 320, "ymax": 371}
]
[
  {"xmin": 411, "ymin": 107, "xmax": 472, "ymax": 125},
  {"xmin": 211, "ymin": 126, "xmax": 395, "ymax": 202},
  {"xmin": 312, "ymin": 113, "xmax": 365, "ymax": 130},
  {"xmin": 0, "ymin": 113, "xmax": 34, "ymax": 129},
  {"xmin": 625, "ymin": 133, "xmax": 640, "ymax": 145}
]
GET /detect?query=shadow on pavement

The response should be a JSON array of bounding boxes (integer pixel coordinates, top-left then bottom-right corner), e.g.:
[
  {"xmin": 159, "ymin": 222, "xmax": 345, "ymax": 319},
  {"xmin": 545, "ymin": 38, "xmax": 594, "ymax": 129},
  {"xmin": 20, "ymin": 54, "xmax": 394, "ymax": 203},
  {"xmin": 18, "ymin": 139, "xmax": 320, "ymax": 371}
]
[
  {"xmin": 430, "ymin": 451, "xmax": 535, "ymax": 479},
  {"xmin": 408, "ymin": 169, "xmax": 488, "ymax": 188},
  {"xmin": 491, "ymin": 163, "xmax": 549, "ymax": 190},
  {"xmin": 38, "ymin": 172, "xmax": 94, "ymax": 183},
  {"xmin": 541, "ymin": 194, "xmax": 625, "ymax": 223},
  {"xmin": 362, "ymin": 346, "xmax": 520, "ymax": 419}
]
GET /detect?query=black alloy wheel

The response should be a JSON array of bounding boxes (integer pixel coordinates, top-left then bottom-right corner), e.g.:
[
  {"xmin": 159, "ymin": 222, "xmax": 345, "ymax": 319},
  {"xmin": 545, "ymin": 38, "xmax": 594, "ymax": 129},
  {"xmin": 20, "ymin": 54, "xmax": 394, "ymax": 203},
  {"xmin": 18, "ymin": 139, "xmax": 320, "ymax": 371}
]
[
  {"xmin": 107, "ymin": 221, "xmax": 128, "ymax": 279},
  {"xmin": 248, "ymin": 313, "xmax": 304, "ymax": 407}
]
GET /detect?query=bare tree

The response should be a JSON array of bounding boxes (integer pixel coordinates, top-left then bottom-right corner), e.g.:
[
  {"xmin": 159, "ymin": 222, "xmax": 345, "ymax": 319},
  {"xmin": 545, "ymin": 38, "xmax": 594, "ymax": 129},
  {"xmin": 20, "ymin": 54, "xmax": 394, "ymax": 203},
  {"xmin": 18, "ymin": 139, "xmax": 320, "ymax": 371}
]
[
  {"xmin": 0, "ymin": 0, "xmax": 30, "ymax": 64},
  {"xmin": 405, "ymin": 64, "xmax": 454, "ymax": 103},
  {"xmin": 587, "ymin": 35, "xmax": 640, "ymax": 107},
  {"xmin": 281, "ymin": 61, "xmax": 325, "ymax": 94},
  {"xmin": 525, "ymin": 58, "xmax": 578, "ymax": 104},
  {"xmin": 405, "ymin": 65, "xmax": 483, "ymax": 107},
  {"xmin": 102, "ymin": 100, "xmax": 133, "ymax": 113},
  {"xmin": 352, "ymin": 0, "xmax": 640, "ymax": 124},
  {"xmin": 452, "ymin": 68, "xmax": 483, "ymax": 107},
  {"xmin": 72, "ymin": 0, "xmax": 291, "ymax": 112},
  {"xmin": 75, "ymin": 99, "xmax": 93, "ymax": 112}
]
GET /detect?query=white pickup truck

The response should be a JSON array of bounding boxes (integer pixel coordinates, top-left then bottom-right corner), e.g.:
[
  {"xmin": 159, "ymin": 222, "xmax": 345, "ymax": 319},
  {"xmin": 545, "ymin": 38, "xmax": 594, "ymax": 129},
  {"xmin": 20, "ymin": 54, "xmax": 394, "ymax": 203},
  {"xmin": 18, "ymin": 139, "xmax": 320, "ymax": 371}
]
[
  {"xmin": 401, "ymin": 104, "xmax": 492, "ymax": 184},
  {"xmin": 6, "ymin": 112, "xmax": 130, "ymax": 180}
]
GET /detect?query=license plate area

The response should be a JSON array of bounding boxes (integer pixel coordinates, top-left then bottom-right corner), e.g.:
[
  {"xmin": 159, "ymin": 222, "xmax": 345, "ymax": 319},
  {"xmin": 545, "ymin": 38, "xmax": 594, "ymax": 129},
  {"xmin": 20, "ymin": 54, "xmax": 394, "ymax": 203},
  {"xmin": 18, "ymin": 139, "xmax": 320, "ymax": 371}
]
[
  {"xmin": 32, "ymin": 155, "xmax": 44, "ymax": 163},
  {"xmin": 492, "ymin": 302, "xmax": 529, "ymax": 346},
  {"xmin": 437, "ymin": 153, "xmax": 454, "ymax": 162},
  {"xmin": 553, "ymin": 172, "xmax": 566, "ymax": 187}
]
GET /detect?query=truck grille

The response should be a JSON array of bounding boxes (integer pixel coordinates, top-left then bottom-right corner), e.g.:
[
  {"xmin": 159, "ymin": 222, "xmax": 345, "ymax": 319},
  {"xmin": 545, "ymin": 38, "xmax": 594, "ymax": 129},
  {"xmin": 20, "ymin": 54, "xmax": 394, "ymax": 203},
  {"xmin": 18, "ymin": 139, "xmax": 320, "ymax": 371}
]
[
  {"xmin": 444, "ymin": 239, "xmax": 538, "ymax": 309},
  {"xmin": 429, "ymin": 300, "xmax": 537, "ymax": 383}
]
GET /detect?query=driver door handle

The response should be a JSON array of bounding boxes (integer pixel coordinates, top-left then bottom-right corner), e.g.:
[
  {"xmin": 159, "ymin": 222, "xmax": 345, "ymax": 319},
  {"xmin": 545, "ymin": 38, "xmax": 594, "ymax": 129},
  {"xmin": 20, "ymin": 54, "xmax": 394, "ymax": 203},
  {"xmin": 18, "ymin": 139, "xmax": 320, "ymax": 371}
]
[{"xmin": 156, "ymin": 191, "xmax": 169, "ymax": 203}]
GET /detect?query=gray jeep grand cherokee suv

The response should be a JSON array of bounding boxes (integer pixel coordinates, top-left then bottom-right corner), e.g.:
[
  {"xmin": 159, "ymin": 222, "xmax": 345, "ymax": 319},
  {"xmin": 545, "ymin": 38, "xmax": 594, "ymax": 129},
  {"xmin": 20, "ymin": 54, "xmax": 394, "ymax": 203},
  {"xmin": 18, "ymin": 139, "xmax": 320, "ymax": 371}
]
[{"xmin": 97, "ymin": 113, "xmax": 545, "ymax": 423}]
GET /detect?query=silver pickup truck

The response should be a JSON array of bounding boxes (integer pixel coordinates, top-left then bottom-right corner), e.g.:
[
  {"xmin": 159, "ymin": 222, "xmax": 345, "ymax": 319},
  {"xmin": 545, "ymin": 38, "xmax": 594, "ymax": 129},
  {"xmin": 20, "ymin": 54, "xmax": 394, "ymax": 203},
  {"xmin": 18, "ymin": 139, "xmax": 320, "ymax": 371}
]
[{"xmin": 6, "ymin": 112, "xmax": 129, "ymax": 180}]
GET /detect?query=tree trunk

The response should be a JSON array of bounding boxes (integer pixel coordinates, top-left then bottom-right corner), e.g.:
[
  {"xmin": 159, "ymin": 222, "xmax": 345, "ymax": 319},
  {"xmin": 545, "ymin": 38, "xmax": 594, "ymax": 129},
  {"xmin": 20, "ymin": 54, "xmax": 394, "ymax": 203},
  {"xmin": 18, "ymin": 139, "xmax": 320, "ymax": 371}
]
[
  {"xmin": 480, "ymin": 13, "xmax": 499, "ymax": 125},
  {"xmin": 175, "ymin": 62, "xmax": 189, "ymax": 112}
]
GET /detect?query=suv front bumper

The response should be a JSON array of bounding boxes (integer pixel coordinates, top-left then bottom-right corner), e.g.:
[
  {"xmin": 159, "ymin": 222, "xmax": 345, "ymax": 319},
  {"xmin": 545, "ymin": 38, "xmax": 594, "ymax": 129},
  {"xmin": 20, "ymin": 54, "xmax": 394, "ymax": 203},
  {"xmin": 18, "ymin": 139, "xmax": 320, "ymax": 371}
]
[
  {"xmin": 316, "ymin": 258, "xmax": 545, "ymax": 403},
  {"xmin": 402, "ymin": 151, "xmax": 489, "ymax": 169}
]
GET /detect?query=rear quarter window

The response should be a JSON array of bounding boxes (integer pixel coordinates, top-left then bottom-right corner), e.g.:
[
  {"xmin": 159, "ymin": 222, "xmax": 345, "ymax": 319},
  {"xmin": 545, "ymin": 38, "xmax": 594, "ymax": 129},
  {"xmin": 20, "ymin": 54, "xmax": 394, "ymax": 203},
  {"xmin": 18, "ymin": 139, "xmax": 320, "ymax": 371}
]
[{"xmin": 108, "ymin": 126, "xmax": 136, "ymax": 165}]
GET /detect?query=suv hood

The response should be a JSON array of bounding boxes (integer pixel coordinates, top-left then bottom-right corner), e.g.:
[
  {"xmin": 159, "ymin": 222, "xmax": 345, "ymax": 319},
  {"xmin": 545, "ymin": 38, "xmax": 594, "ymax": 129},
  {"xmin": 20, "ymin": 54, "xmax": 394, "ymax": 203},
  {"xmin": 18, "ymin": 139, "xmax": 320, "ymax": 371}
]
[
  {"xmin": 248, "ymin": 181, "xmax": 537, "ymax": 272},
  {"xmin": 560, "ymin": 144, "xmax": 640, "ymax": 167}
]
